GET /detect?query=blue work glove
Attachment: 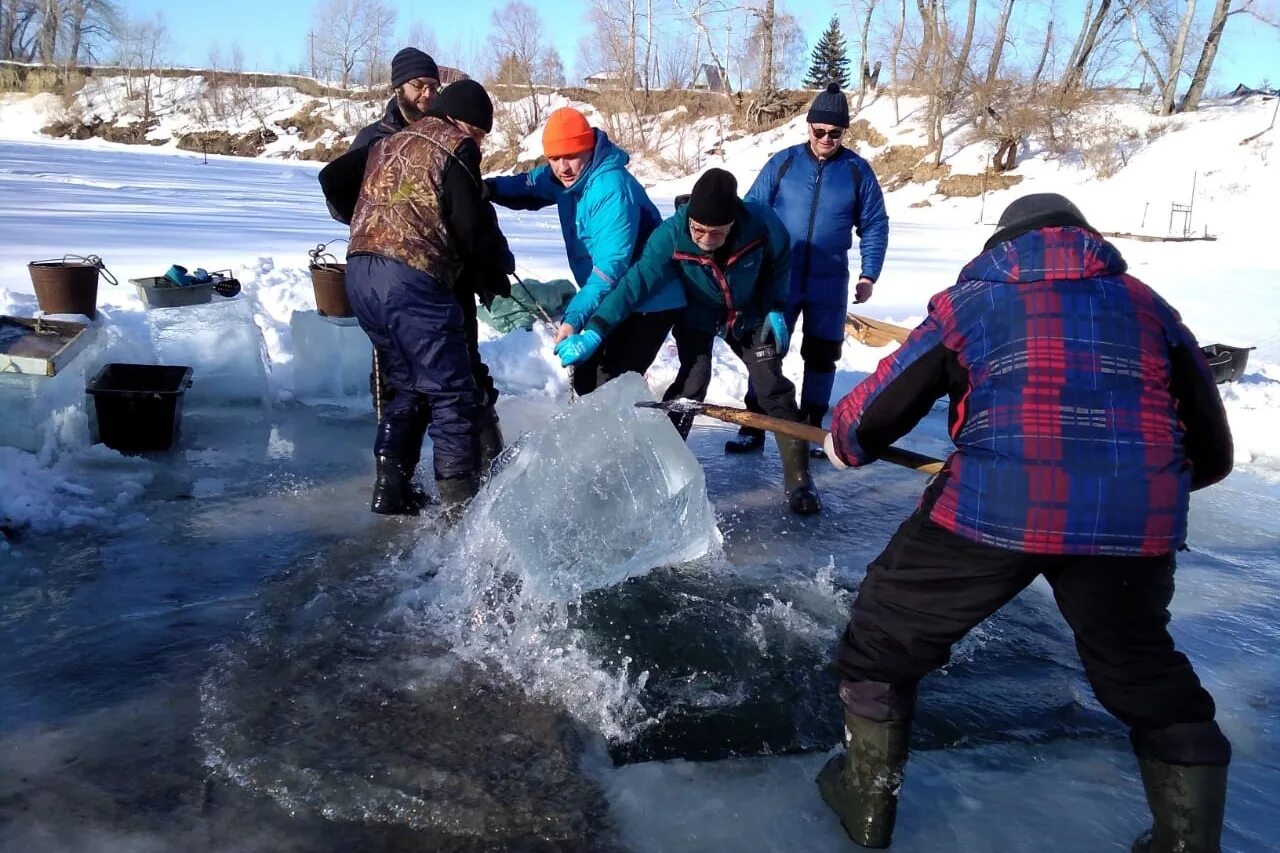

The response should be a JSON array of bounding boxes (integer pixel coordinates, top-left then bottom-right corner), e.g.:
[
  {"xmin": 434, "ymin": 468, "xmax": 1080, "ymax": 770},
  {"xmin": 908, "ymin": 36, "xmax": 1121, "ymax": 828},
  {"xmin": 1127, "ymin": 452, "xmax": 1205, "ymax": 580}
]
[
  {"xmin": 765, "ymin": 310, "xmax": 790, "ymax": 356},
  {"xmin": 554, "ymin": 329, "xmax": 602, "ymax": 367}
]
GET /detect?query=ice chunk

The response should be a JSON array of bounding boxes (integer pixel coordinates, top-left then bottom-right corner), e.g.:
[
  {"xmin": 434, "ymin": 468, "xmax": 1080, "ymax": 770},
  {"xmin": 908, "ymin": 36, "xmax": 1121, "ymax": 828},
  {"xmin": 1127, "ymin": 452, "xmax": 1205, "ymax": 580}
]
[
  {"xmin": 148, "ymin": 297, "xmax": 269, "ymax": 405},
  {"xmin": 288, "ymin": 310, "xmax": 373, "ymax": 405},
  {"xmin": 451, "ymin": 372, "xmax": 721, "ymax": 601}
]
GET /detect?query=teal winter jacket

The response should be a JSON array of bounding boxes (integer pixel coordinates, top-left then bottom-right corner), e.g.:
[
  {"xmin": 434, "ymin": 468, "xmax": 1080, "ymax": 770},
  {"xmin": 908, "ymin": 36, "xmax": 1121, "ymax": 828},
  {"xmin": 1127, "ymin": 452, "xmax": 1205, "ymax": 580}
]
[
  {"xmin": 585, "ymin": 200, "xmax": 791, "ymax": 340},
  {"xmin": 487, "ymin": 129, "xmax": 685, "ymax": 329}
]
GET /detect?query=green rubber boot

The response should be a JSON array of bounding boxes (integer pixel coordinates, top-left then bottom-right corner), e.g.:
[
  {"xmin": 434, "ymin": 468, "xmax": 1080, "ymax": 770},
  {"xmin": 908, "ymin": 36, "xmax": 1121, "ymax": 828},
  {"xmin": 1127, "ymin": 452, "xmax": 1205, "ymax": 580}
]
[
  {"xmin": 1132, "ymin": 756, "xmax": 1227, "ymax": 853},
  {"xmin": 817, "ymin": 712, "xmax": 911, "ymax": 849}
]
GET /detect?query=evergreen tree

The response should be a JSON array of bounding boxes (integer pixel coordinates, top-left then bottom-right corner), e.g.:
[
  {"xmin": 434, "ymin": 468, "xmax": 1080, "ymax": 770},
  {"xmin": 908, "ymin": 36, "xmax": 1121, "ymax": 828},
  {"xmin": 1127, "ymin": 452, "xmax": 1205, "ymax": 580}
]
[{"xmin": 802, "ymin": 15, "xmax": 850, "ymax": 90}]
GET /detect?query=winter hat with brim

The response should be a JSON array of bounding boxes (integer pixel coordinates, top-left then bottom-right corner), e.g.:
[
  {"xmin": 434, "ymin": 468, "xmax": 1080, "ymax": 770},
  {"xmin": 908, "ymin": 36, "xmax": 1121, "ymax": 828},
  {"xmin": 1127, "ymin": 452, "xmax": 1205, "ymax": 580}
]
[
  {"xmin": 391, "ymin": 48, "xmax": 439, "ymax": 88},
  {"xmin": 427, "ymin": 79, "xmax": 494, "ymax": 134},
  {"xmin": 543, "ymin": 107, "xmax": 596, "ymax": 158},
  {"xmin": 984, "ymin": 192, "xmax": 1095, "ymax": 251},
  {"xmin": 687, "ymin": 168, "xmax": 740, "ymax": 227},
  {"xmin": 807, "ymin": 82, "xmax": 850, "ymax": 129}
]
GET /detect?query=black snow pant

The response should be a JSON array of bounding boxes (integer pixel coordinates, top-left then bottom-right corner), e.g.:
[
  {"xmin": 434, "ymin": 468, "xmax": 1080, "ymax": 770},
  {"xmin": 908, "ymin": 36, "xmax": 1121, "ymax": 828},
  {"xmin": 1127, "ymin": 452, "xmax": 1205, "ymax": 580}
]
[
  {"xmin": 571, "ymin": 308, "xmax": 681, "ymax": 396},
  {"xmin": 662, "ymin": 322, "xmax": 802, "ymax": 438},
  {"xmin": 835, "ymin": 510, "xmax": 1231, "ymax": 767},
  {"xmin": 346, "ymin": 254, "xmax": 479, "ymax": 482}
]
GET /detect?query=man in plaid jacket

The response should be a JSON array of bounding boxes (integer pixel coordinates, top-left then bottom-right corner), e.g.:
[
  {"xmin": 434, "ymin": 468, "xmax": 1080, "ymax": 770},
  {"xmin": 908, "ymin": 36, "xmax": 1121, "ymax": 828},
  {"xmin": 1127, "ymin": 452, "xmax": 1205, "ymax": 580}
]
[{"xmin": 818, "ymin": 194, "xmax": 1233, "ymax": 851}]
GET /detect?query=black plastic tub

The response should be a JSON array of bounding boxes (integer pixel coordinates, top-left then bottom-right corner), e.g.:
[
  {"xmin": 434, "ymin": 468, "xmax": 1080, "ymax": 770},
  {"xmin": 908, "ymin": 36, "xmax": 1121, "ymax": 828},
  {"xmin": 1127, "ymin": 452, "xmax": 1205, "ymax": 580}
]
[
  {"xmin": 131, "ymin": 276, "xmax": 215, "ymax": 308},
  {"xmin": 1200, "ymin": 344, "xmax": 1254, "ymax": 384},
  {"xmin": 86, "ymin": 363, "xmax": 193, "ymax": 453}
]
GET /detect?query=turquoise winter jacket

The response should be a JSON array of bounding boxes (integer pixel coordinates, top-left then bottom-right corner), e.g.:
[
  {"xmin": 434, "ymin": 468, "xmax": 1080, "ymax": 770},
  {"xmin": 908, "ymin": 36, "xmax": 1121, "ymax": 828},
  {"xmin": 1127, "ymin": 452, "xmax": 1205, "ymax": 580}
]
[{"xmin": 487, "ymin": 129, "xmax": 685, "ymax": 329}]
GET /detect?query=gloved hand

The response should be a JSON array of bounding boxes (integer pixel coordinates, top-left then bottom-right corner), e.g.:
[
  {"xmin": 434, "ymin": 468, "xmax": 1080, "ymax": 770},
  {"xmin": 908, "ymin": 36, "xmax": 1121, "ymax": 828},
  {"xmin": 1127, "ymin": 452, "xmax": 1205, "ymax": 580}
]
[
  {"xmin": 855, "ymin": 277, "xmax": 875, "ymax": 304},
  {"xmin": 554, "ymin": 329, "xmax": 602, "ymax": 367},
  {"xmin": 764, "ymin": 310, "xmax": 790, "ymax": 356},
  {"xmin": 823, "ymin": 433, "xmax": 850, "ymax": 469}
]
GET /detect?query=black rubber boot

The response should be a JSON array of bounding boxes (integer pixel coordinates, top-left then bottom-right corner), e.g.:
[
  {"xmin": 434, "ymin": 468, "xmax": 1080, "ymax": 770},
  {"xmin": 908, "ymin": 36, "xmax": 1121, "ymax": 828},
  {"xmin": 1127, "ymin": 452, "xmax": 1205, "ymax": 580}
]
[
  {"xmin": 436, "ymin": 475, "xmax": 480, "ymax": 525},
  {"xmin": 817, "ymin": 712, "xmax": 911, "ymax": 849},
  {"xmin": 370, "ymin": 456, "xmax": 428, "ymax": 515},
  {"xmin": 778, "ymin": 435, "xmax": 822, "ymax": 515},
  {"xmin": 477, "ymin": 408, "xmax": 505, "ymax": 473},
  {"xmin": 724, "ymin": 426, "xmax": 766, "ymax": 454},
  {"xmin": 1131, "ymin": 756, "xmax": 1227, "ymax": 853}
]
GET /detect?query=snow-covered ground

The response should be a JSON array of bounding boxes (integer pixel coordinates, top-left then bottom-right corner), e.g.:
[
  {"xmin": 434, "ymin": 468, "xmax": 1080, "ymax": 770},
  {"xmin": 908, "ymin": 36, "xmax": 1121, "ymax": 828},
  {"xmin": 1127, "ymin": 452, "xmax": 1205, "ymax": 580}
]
[{"xmin": 0, "ymin": 91, "xmax": 1278, "ymax": 852}]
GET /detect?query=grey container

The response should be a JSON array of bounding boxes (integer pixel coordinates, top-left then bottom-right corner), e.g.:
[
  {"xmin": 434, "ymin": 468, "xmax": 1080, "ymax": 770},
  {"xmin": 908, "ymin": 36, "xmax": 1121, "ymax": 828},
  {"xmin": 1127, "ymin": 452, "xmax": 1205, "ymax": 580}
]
[{"xmin": 131, "ymin": 276, "xmax": 215, "ymax": 308}]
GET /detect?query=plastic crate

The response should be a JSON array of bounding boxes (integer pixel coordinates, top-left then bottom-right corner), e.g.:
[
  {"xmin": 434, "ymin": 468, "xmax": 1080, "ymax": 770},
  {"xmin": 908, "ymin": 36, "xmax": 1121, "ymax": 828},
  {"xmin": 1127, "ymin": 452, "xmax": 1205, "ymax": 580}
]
[{"xmin": 86, "ymin": 363, "xmax": 193, "ymax": 452}]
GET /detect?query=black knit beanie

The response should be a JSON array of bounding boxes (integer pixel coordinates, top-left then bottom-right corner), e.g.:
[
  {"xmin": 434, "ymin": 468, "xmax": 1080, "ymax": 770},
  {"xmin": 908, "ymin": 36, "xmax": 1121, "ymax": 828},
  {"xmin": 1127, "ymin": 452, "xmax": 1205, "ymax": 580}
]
[
  {"xmin": 806, "ymin": 82, "xmax": 850, "ymax": 129},
  {"xmin": 984, "ymin": 193, "xmax": 1095, "ymax": 250},
  {"xmin": 391, "ymin": 48, "xmax": 439, "ymax": 89},
  {"xmin": 687, "ymin": 168, "xmax": 739, "ymax": 226},
  {"xmin": 427, "ymin": 79, "xmax": 494, "ymax": 134}
]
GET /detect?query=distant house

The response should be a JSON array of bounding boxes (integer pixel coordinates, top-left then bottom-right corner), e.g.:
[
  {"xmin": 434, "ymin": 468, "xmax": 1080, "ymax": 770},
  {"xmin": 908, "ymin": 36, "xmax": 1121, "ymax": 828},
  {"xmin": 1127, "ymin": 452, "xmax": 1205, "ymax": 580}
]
[
  {"xmin": 583, "ymin": 71, "xmax": 624, "ymax": 90},
  {"xmin": 690, "ymin": 63, "xmax": 728, "ymax": 94},
  {"xmin": 1229, "ymin": 83, "xmax": 1279, "ymax": 98}
]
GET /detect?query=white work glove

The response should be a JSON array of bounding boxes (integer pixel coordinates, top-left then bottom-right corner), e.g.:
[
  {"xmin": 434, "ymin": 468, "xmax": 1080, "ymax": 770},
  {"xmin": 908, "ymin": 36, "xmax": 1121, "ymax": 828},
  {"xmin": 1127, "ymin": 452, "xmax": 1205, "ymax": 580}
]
[{"xmin": 823, "ymin": 433, "xmax": 849, "ymax": 469}]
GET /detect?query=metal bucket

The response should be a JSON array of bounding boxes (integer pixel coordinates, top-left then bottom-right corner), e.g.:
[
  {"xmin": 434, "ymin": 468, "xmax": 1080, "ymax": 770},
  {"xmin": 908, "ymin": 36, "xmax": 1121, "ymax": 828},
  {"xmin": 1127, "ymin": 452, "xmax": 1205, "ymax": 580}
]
[
  {"xmin": 309, "ymin": 263, "xmax": 352, "ymax": 318},
  {"xmin": 28, "ymin": 259, "xmax": 102, "ymax": 318}
]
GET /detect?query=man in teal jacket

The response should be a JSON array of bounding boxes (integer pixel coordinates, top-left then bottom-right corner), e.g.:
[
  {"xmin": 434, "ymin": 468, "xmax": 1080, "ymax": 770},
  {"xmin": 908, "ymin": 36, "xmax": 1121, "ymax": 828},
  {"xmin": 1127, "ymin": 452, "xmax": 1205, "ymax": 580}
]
[
  {"xmin": 556, "ymin": 168, "xmax": 821, "ymax": 516},
  {"xmin": 486, "ymin": 107, "xmax": 685, "ymax": 395}
]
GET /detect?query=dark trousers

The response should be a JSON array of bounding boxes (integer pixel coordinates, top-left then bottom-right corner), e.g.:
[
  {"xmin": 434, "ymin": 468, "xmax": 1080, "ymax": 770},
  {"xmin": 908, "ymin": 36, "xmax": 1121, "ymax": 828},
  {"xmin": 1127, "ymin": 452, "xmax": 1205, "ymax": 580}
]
[
  {"xmin": 571, "ymin": 308, "xmax": 681, "ymax": 396},
  {"xmin": 836, "ymin": 510, "xmax": 1230, "ymax": 766},
  {"xmin": 346, "ymin": 254, "xmax": 479, "ymax": 481},
  {"xmin": 662, "ymin": 322, "xmax": 802, "ymax": 435},
  {"xmin": 372, "ymin": 283, "xmax": 498, "ymax": 414}
]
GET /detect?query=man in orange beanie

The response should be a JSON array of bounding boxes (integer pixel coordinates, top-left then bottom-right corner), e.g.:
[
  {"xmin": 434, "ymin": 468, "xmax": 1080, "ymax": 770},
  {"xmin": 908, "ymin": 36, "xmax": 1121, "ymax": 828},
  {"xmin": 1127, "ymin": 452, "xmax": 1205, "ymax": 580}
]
[{"xmin": 487, "ymin": 107, "xmax": 685, "ymax": 395}]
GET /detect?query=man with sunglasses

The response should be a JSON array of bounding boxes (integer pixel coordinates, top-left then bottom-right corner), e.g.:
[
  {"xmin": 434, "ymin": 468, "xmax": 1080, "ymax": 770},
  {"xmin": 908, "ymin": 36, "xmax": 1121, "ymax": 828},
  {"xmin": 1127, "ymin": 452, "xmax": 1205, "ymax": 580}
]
[
  {"xmin": 554, "ymin": 168, "xmax": 822, "ymax": 516},
  {"xmin": 726, "ymin": 82, "xmax": 889, "ymax": 458}
]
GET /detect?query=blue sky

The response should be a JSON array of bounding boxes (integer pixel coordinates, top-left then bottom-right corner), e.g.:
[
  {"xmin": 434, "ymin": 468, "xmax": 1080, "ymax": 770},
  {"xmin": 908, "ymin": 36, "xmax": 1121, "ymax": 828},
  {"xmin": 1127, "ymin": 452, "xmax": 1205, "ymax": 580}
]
[{"xmin": 122, "ymin": 0, "xmax": 1277, "ymax": 91}]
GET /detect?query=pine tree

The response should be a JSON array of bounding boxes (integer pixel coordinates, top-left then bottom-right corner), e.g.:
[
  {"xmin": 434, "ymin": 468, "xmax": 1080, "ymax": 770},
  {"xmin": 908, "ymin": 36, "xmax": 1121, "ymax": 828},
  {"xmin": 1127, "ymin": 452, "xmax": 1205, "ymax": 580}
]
[{"xmin": 803, "ymin": 15, "xmax": 851, "ymax": 90}]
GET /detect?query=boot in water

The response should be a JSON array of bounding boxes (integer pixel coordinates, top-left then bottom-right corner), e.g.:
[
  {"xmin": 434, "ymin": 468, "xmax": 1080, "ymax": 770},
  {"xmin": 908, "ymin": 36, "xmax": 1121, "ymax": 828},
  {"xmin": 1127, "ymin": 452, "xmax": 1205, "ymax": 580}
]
[
  {"xmin": 818, "ymin": 712, "xmax": 911, "ymax": 849},
  {"xmin": 436, "ymin": 475, "xmax": 480, "ymax": 525},
  {"xmin": 724, "ymin": 426, "xmax": 766, "ymax": 454},
  {"xmin": 1132, "ymin": 755, "xmax": 1227, "ymax": 853},
  {"xmin": 477, "ymin": 408, "xmax": 505, "ymax": 473},
  {"xmin": 804, "ymin": 403, "xmax": 830, "ymax": 459},
  {"xmin": 778, "ymin": 435, "xmax": 822, "ymax": 515},
  {"xmin": 370, "ymin": 456, "xmax": 429, "ymax": 515}
]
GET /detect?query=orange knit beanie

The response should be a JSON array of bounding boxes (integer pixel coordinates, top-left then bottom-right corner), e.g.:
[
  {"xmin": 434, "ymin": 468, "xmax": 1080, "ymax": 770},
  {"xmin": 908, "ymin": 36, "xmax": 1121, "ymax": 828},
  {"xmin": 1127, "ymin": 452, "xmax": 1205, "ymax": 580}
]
[{"xmin": 542, "ymin": 108, "xmax": 595, "ymax": 158}]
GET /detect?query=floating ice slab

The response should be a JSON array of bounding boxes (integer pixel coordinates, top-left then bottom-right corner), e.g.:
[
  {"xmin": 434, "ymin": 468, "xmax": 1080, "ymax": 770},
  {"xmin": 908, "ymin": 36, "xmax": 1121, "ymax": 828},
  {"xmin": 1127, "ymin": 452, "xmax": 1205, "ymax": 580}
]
[
  {"xmin": 288, "ymin": 310, "xmax": 372, "ymax": 405},
  {"xmin": 148, "ymin": 297, "xmax": 269, "ymax": 405}
]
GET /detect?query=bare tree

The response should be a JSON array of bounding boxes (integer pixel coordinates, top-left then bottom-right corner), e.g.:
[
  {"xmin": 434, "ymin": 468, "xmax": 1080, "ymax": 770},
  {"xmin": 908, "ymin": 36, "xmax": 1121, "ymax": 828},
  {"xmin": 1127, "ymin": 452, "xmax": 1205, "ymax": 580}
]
[
  {"xmin": 2, "ymin": 0, "xmax": 42, "ymax": 61},
  {"xmin": 310, "ymin": 0, "xmax": 397, "ymax": 88},
  {"xmin": 889, "ymin": 0, "xmax": 906, "ymax": 122},
  {"xmin": 974, "ymin": 0, "xmax": 1017, "ymax": 125},
  {"xmin": 36, "ymin": 0, "xmax": 56, "ymax": 62},
  {"xmin": 490, "ymin": 1, "xmax": 548, "ymax": 127},
  {"xmin": 63, "ymin": 0, "xmax": 117, "ymax": 65},
  {"xmin": 673, "ymin": 0, "xmax": 736, "ymax": 96},
  {"xmin": 1179, "ymin": 0, "xmax": 1273, "ymax": 111},
  {"xmin": 1029, "ymin": 16, "xmax": 1055, "ymax": 93},
  {"xmin": 1059, "ymin": 0, "xmax": 1113, "ymax": 91},
  {"xmin": 853, "ymin": 0, "xmax": 879, "ymax": 110},
  {"xmin": 1123, "ymin": 0, "xmax": 1198, "ymax": 115},
  {"xmin": 950, "ymin": 0, "xmax": 979, "ymax": 96},
  {"xmin": 114, "ymin": 12, "xmax": 167, "ymax": 119},
  {"xmin": 404, "ymin": 20, "xmax": 439, "ymax": 57}
]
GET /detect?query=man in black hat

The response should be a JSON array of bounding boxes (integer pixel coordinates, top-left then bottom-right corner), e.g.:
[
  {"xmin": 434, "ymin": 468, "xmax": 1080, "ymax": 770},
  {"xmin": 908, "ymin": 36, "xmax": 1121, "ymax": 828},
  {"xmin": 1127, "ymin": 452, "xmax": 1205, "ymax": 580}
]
[
  {"xmin": 727, "ymin": 82, "xmax": 889, "ymax": 458},
  {"xmin": 816, "ymin": 191, "xmax": 1233, "ymax": 850},
  {"xmin": 343, "ymin": 79, "xmax": 514, "ymax": 515},
  {"xmin": 351, "ymin": 47, "xmax": 467, "ymax": 151},
  {"xmin": 554, "ymin": 168, "xmax": 822, "ymax": 516}
]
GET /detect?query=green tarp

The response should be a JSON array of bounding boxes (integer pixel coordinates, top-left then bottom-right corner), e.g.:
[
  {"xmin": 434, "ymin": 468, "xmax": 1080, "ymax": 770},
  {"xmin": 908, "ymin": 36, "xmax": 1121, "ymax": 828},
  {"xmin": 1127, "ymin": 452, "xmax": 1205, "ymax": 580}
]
[{"xmin": 478, "ymin": 278, "xmax": 578, "ymax": 333}]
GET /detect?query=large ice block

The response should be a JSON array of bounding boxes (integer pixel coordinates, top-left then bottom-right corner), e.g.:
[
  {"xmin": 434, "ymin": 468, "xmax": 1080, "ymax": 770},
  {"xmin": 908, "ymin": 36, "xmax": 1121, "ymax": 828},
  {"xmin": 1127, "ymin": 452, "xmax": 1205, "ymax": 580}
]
[
  {"xmin": 288, "ymin": 310, "xmax": 373, "ymax": 405},
  {"xmin": 148, "ymin": 297, "xmax": 269, "ymax": 405},
  {"xmin": 437, "ymin": 373, "xmax": 722, "ymax": 603}
]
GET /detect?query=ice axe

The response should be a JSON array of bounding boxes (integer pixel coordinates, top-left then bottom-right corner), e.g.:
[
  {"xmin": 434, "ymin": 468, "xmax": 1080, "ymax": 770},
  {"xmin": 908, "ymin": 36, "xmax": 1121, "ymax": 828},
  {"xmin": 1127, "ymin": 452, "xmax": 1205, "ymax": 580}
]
[
  {"xmin": 845, "ymin": 313, "xmax": 911, "ymax": 347},
  {"xmin": 636, "ymin": 399, "xmax": 945, "ymax": 476}
]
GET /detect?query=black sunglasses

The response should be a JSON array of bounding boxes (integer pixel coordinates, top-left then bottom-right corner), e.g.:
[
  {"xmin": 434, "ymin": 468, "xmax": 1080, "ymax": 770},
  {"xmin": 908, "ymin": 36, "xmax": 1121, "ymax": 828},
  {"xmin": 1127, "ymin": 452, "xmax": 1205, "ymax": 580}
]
[{"xmin": 811, "ymin": 128, "xmax": 844, "ymax": 140}]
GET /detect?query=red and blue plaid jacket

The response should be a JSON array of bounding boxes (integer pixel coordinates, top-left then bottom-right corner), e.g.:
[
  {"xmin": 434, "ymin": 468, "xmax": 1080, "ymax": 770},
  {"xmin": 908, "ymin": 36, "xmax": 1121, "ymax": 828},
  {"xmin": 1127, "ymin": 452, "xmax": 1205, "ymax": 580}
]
[{"xmin": 830, "ymin": 227, "xmax": 1233, "ymax": 556}]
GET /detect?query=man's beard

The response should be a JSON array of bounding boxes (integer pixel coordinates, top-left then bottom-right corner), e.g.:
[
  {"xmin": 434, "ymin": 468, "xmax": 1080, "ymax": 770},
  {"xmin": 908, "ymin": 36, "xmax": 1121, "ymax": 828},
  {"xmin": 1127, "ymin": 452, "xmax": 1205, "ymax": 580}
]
[{"xmin": 397, "ymin": 93, "xmax": 428, "ymax": 123}]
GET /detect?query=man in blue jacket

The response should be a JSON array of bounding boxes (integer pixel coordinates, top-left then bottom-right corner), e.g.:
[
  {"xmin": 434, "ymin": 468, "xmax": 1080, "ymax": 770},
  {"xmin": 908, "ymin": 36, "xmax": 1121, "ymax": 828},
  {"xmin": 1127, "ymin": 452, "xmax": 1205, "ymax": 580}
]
[
  {"xmin": 486, "ymin": 107, "xmax": 685, "ymax": 395},
  {"xmin": 555, "ymin": 169, "xmax": 822, "ymax": 515},
  {"xmin": 818, "ymin": 194, "xmax": 1232, "ymax": 850},
  {"xmin": 726, "ymin": 83, "xmax": 889, "ymax": 457}
]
